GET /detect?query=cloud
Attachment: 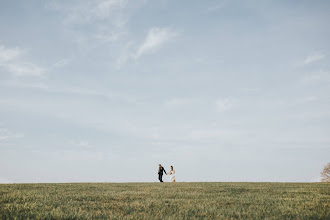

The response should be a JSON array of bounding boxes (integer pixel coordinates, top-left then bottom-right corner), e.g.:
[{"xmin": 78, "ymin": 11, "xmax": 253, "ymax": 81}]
[
  {"xmin": 0, "ymin": 45, "xmax": 24, "ymax": 62},
  {"xmin": 91, "ymin": 0, "xmax": 127, "ymax": 20},
  {"xmin": 69, "ymin": 139, "xmax": 92, "ymax": 149},
  {"xmin": 4, "ymin": 62, "xmax": 45, "ymax": 76},
  {"xmin": 301, "ymin": 70, "xmax": 330, "ymax": 84},
  {"xmin": 135, "ymin": 27, "xmax": 178, "ymax": 59},
  {"xmin": 163, "ymin": 98, "xmax": 196, "ymax": 107},
  {"xmin": 204, "ymin": 1, "xmax": 227, "ymax": 14},
  {"xmin": 304, "ymin": 52, "xmax": 325, "ymax": 64},
  {"xmin": 57, "ymin": 0, "xmax": 127, "ymax": 25},
  {"xmin": 0, "ymin": 44, "xmax": 45, "ymax": 77},
  {"xmin": 215, "ymin": 98, "xmax": 233, "ymax": 113},
  {"xmin": 93, "ymin": 31, "xmax": 124, "ymax": 44},
  {"xmin": 47, "ymin": 0, "xmax": 131, "ymax": 50},
  {"xmin": 0, "ymin": 128, "xmax": 24, "ymax": 141},
  {"xmin": 294, "ymin": 96, "xmax": 318, "ymax": 104},
  {"xmin": 240, "ymin": 88, "xmax": 261, "ymax": 93},
  {"xmin": 116, "ymin": 27, "xmax": 177, "ymax": 67},
  {"xmin": 0, "ymin": 135, "xmax": 23, "ymax": 141},
  {"xmin": 116, "ymin": 42, "xmax": 134, "ymax": 68},
  {"xmin": 52, "ymin": 58, "xmax": 71, "ymax": 68},
  {"xmin": 1, "ymin": 80, "xmax": 142, "ymax": 104}
]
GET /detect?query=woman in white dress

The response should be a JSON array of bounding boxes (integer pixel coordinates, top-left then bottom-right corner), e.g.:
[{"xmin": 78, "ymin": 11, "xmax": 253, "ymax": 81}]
[{"xmin": 166, "ymin": 166, "xmax": 176, "ymax": 182}]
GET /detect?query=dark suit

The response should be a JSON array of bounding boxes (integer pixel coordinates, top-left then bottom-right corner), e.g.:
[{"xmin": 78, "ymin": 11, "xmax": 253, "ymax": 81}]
[{"xmin": 158, "ymin": 166, "xmax": 166, "ymax": 182}]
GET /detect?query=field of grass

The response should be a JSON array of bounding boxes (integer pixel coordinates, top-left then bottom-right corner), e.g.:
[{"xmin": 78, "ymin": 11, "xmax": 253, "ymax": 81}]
[{"xmin": 0, "ymin": 182, "xmax": 329, "ymax": 219}]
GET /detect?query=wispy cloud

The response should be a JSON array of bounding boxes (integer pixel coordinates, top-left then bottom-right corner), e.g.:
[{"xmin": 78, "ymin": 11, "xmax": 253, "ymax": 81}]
[
  {"xmin": 135, "ymin": 27, "xmax": 178, "ymax": 59},
  {"xmin": 0, "ymin": 44, "xmax": 45, "ymax": 77},
  {"xmin": 116, "ymin": 27, "xmax": 178, "ymax": 68},
  {"xmin": 1, "ymin": 80, "xmax": 142, "ymax": 104},
  {"xmin": 52, "ymin": 58, "xmax": 71, "ymax": 68},
  {"xmin": 55, "ymin": 0, "xmax": 127, "ymax": 25},
  {"xmin": 215, "ymin": 98, "xmax": 233, "ymax": 113},
  {"xmin": 93, "ymin": 31, "xmax": 124, "ymax": 44},
  {"xmin": 204, "ymin": 1, "xmax": 227, "ymax": 14},
  {"xmin": 0, "ymin": 45, "xmax": 23, "ymax": 62},
  {"xmin": 304, "ymin": 52, "xmax": 325, "ymax": 64},
  {"xmin": 301, "ymin": 70, "xmax": 330, "ymax": 83},
  {"xmin": 4, "ymin": 62, "xmax": 45, "ymax": 76},
  {"xmin": 0, "ymin": 128, "xmax": 24, "ymax": 141},
  {"xmin": 163, "ymin": 98, "xmax": 196, "ymax": 107},
  {"xmin": 91, "ymin": 0, "xmax": 127, "ymax": 21},
  {"xmin": 47, "ymin": 0, "xmax": 131, "ymax": 49},
  {"xmin": 68, "ymin": 139, "xmax": 92, "ymax": 149}
]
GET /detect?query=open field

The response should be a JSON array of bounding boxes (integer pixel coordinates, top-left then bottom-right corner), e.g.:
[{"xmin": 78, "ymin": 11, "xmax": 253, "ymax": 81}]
[{"xmin": 0, "ymin": 182, "xmax": 329, "ymax": 219}]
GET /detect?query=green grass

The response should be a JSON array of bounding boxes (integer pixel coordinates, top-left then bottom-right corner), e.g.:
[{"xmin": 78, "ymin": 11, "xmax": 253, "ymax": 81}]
[{"xmin": 0, "ymin": 182, "xmax": 329, "ymax": 219}]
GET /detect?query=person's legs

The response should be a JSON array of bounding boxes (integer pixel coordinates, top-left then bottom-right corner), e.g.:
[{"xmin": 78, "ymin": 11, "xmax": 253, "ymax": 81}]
[{"xmin": 159, "ymin": 174, "xmax": 163, "ymax": 182}]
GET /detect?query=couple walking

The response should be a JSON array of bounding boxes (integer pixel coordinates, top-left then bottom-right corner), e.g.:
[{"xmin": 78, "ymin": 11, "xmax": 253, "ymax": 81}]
[{"xmin": 158, "ymin": 164, "xmax": 175, "ymax": 182}]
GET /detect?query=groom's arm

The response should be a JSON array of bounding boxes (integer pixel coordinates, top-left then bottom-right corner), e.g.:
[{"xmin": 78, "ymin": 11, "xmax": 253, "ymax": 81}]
[{"xmin": 164, "ymin": 168, "xmax": 166, "ymax": 174}]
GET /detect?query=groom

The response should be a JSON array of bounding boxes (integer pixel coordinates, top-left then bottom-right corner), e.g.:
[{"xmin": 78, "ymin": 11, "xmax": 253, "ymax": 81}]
[{"xmin": 158, "ymin": 164, "xmax": 167, "ymax": 182}]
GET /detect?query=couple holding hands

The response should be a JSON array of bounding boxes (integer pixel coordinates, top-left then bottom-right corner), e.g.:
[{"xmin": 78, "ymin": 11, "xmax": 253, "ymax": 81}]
[{"xmin": 158, "ymin": 164, "xmax": 175, "ymax": 182}]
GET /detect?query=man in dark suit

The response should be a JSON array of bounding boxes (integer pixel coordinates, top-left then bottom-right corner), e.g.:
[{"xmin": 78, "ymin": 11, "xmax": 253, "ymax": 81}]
[{"xmin": 158, "ymin": 164, "xmax": 166, "ymax": 182}]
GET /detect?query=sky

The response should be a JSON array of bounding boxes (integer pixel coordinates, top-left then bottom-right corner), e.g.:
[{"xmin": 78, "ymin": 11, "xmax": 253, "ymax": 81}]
[{"xmin": 0, "ymin": 0, "xmax": 330, "ymax": 183}]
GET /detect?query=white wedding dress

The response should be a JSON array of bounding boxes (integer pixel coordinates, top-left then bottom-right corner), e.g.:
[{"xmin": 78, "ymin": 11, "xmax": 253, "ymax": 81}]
[{"xmin": 168, "ymin": 170, "xmax": 175, "ymax": 182}]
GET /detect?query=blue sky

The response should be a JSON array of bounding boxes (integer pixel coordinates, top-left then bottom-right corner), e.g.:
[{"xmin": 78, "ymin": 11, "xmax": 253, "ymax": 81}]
[{"xmin": 0, "ymin": 0, "xmax": 329, "ymax": 183}]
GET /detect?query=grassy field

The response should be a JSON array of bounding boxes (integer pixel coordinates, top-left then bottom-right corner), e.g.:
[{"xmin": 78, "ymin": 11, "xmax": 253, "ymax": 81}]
[{"xmin": 0, "ymin": 182, "xmax": 329, "ymax": 219}]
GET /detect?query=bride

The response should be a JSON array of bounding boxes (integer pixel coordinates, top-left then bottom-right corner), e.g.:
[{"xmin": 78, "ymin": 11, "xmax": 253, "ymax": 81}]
[{"xmin": 166, "ymin": 166, "xmax": 176, "ymax": 182}]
